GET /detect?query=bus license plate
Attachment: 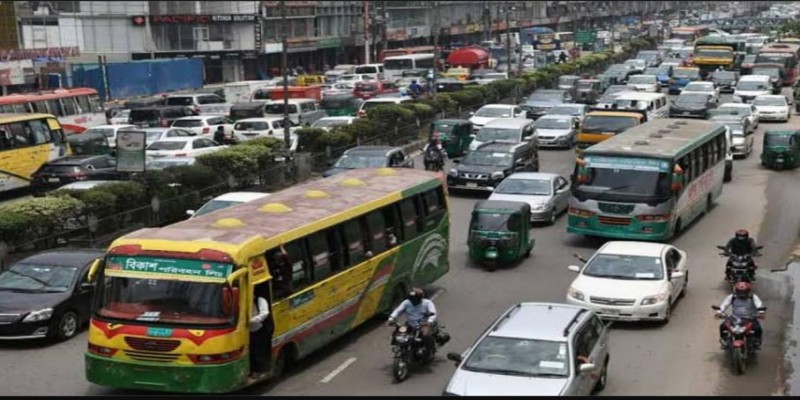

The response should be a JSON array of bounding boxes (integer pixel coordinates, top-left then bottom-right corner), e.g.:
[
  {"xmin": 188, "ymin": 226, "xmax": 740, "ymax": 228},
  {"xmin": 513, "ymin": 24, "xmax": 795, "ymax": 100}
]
[{"xmin": 466, "ymin": 182, "xmax": 478, "ymax": 188}]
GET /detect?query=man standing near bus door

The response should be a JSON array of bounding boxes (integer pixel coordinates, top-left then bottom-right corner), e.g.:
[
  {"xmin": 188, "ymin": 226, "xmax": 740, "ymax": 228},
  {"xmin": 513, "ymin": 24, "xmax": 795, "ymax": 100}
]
[{"xmin": 249, "ymin": 284, "xmax": 274, "ymax": 380}]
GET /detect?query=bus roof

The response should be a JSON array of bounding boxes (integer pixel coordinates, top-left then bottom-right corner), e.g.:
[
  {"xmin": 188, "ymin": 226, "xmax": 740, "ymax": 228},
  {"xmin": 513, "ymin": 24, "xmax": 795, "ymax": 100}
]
[
  {"xmin": 0, "ymin": 88, "xmax": 98, "ymax": 105},
  {"xmin": 0, "ymin": 113, "xmax": 57, "ymax": 123},
  {"xmin": 383, "ymin": 53, "xmax": 435, "ymax": 60},
  {"xmin": 583, "ymin": 119, "xmax": 724, "ymax": 160},
  {"xmin": 109, "ymin": 168, "xmax": 443, "ymax": 264},
  {"xmin": 586, "ymin": 111, "xmax": 644, "ymax": 118}
]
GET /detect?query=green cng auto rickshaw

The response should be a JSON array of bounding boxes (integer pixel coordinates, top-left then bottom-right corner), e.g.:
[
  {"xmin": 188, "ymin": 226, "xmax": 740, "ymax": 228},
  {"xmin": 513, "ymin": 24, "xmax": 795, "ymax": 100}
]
[
  {"xmin": 431, "ymin": 119, "xmax": 474, "ymax": 158},
  {"xmin": 468, "ymin": 200, "xmax": 534, "ymax": 271},
  {"xmin": 320, "ymin": 94, "xmax": 363, "ymax": 116},
  {"xmin": 761, "ymin": 129, "xmax": 800, "ymax": 170}
]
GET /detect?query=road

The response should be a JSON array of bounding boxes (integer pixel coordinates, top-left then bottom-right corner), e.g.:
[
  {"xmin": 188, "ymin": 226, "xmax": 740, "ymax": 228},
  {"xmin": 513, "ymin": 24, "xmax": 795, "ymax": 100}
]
[{"xmin": 0, "ymin": 89, "xmax": 796, "ymax": 396}]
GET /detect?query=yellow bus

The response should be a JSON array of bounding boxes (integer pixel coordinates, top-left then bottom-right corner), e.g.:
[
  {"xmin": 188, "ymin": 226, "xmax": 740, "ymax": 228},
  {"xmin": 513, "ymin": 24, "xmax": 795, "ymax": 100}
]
[
  {"xmin": 576, "ymin": 110, "xmax": 645, "ymax": 153},
  {"xmin": 0, "ymin": 113, "xmax": 69, "ymax": 192},
  {"xmin": 85, "ymin": 168, "xmax": 451, "ymax": 393}
]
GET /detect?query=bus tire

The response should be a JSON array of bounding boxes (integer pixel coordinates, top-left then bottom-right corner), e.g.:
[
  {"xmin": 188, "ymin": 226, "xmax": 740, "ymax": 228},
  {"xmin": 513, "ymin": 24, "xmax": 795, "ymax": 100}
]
[
  {"xmin": 272, "ymin": 344, "xmax": 296, "ymax": 379},
  {"xmin": 673, "ymin": 218, "xmax": 682, "ymax": 238},
  {"xmin": 706, "ymin": 195, "xmax": 713, "ymax": 214}
]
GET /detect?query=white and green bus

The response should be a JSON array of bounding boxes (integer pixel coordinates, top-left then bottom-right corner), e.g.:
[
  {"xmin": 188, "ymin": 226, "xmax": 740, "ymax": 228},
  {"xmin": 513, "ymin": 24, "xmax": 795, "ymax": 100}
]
[{"xmin": 567, "ymin": 119, "xmax": 726, "ymax": 241}]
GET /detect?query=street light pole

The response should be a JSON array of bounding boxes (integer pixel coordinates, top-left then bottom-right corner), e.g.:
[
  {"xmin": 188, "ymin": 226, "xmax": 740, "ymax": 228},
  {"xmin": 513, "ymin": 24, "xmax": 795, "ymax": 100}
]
[
  {"xmin": 432, "ymin": 1, "xmax": 439, "ymax": 94},
  {"xmin": 280, "ymin": 0, "xmax": 290, "ymax": 149},
  {"xmin": 505, "ymin": 8, "xmax": 511, "ymax": 76}
]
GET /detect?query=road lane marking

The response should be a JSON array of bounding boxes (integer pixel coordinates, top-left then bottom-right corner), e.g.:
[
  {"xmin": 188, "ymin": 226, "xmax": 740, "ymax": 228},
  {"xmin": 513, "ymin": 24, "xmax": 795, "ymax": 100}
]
[
  {"xmin": 320, "ymin": 357, "xmax": 357, "ymax": 383},
  {"xmin": 430, "ymin": 288, "xmax": 444, "ymax": 300}
]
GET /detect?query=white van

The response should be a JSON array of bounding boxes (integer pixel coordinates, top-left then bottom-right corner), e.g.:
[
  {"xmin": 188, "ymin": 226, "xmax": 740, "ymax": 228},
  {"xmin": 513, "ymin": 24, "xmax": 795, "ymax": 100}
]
[
  {"xmin": 383, "ymin": 54, "xmax": 436, "ymax": 81},
  {"xmin": 353, "ymin": 63, "xmax": 385, "ymax": 80},
  {"xmin": 733, "ymin": 75, "xmax": 772, "ymax": 104},
  {"xmin": 607, "ymin": 92, "xmax": 669, "ymax": 121},
  {"xmin": 357, "ymin": 96, "xmax": 414, "ymax": 118},
  {"xmin": 264, "ymin": 98, "xmax": 327, "ymax": 126}
]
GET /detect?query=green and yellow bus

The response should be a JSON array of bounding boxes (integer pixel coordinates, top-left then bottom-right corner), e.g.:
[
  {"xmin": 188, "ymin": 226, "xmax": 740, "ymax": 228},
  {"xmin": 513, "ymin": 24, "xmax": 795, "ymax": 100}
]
[
  {"xmin": 84, "ymin": 168, "xmax": 450, "ymax": 393},
  {"xmin": 567, "ymin": 119, "xmax": 726, "ymax": 241}
]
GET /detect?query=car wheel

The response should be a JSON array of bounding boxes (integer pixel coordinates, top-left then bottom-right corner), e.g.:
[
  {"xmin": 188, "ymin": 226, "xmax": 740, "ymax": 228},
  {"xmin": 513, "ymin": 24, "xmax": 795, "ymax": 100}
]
[
  {"xmin": 55, "ymin": 311, "xmax": 79, "ymax": 341},
  {"xmin": 593, "ymin": 358, "xmax": 609, "ymax": 393},
  {"xmin": 661, "ymin": 302, "xmax": 672, "ymax": 324},
  {"xmin": 679, "ymin": 271, "xmax": 688, "ymax": 299},
  {"xmin": 548, "ymin": 211, "xmax": 557, "ymax": 225}
]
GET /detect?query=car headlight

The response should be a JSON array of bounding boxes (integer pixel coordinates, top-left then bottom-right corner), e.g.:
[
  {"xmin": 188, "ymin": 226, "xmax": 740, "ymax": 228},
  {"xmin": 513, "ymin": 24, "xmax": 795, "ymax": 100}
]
[
  {"xmin": 640, "ymin": 293, "xmax": 668, "ymax": 306},
  {"xmin": 448, "ymin": 168, "xmax": 458, "ymax": 176},
  {"xmin": 568, "ymin": 287, "xmax": 585, "ymax": 301},
  {"xmin": 531, "ymin": 203, "xmax": 548, "ymax": 210},
  {"xmin": 23, "ymin": 308, "xmax": 53, "ymax": 322},
  {"xmin": 490, "ymin": 171, "xmax": 505, "ymax": 180}
]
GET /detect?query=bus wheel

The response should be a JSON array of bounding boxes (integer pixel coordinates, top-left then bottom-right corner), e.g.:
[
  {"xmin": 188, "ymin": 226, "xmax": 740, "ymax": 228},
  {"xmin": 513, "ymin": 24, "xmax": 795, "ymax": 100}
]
[
  {"xmin": 272, "ymin": 345, "xmax": 295, "ymax": 379},
  {"xmin": 706, "ymin": 195, "xmax": 713, "ymax": 214},
  {"xmin": 673, "ymin": 219, "xmax": 682, "ymax": 237}
]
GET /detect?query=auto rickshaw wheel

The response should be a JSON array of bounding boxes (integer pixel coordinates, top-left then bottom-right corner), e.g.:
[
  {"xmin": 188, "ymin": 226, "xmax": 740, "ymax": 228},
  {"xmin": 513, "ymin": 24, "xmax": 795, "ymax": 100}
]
[{"xmin": 485, "ymin": 259, "xmax": 498, "ymax": 272}]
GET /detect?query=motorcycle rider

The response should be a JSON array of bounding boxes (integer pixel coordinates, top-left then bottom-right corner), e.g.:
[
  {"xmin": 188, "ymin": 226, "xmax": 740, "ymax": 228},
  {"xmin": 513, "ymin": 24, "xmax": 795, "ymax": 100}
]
[
  {"xmin": 716, "ymin": 281, "xmax": 764, "ymax": 350},
  {"xmin": 388, "ymin": 288, "xmax": 438, "ymax": 353},
  {"xmin": 423, "ymin": 134, "xmax": 448, "ymax": 171},
  {"xmin": 724, "ymin": 229, "xmax": 759, "ymax": 280},
  {"xmin": 408, "ymin": 80, "xmax": 422, "ymax": 99}
]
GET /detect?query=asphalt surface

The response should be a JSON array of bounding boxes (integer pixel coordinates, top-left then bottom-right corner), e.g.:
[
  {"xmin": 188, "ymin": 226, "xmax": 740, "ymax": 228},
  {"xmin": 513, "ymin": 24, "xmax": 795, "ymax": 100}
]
[{"xmin": 0, "ymin": 90, "xmax": 796, "ymax": 396}]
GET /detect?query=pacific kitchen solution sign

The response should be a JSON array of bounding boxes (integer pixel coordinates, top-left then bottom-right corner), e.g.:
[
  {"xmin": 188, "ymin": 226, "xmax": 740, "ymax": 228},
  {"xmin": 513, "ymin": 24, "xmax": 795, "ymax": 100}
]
[{"xmin": 131, "ymin": 14, "xmax": 256, "ymax": 25}]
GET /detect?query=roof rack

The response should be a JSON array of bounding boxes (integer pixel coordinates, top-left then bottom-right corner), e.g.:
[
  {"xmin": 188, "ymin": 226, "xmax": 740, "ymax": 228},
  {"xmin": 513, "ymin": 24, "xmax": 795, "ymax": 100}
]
[
  {"xmin": 563, "ymin": 308, "xmax": 588, "ymax": 337},
  {"xmin": 493, "ymin": 303, "xmax": 522, "ymax": 332}
]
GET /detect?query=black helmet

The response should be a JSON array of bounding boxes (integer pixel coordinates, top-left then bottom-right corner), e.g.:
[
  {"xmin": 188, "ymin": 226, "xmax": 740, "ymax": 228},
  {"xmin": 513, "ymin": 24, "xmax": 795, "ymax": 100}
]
[
  {"xmin": 407, "ymin": 288, "xmax": 424, "ymax": 306},
  {"xmin": 735, "ymin": 229, "xmax": 749, "ymax": 241}
]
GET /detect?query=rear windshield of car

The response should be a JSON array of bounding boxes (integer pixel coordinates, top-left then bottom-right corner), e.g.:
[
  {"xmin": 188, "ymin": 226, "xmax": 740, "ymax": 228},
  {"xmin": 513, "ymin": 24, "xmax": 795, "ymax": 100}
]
[
  {"xmin": 172, "ymin": 119, "xmax": 203, "ymax": 128},
  {"xmin": 129, "ymin": 109, "xmax": 160, "ymax": 122},
  {"xmin": 234, "ymin": 121, "xmax": 271, "ymax": 131},
  {"xmin": 148, "ymin": 141, "xmax": 186, "ymax": 151},
  {"xmin": 165, "ymin": 97, "xmax": 194, "ymax": 106}
]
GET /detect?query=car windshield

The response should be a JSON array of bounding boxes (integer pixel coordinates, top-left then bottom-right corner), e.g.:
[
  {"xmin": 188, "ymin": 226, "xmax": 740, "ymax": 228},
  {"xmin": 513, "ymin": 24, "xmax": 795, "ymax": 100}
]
[
  {"xmin": 494, "ymin": 178, "xmax": 551, "ymax": 195},
  {"xmin": 235, "ymin": 121, "xmax": 271, "ymax": 131},
  {"xmin": 695, "ymin": 49, "xmax": 732, "ymax": 59},
  {"xmin": 737, "ymin": 81, "xmax": 769, "ymax": 91},
  {"xmin": 765, "ymin": 134, "xmax": 795, "ymax": 146},
  {"xmin": 535, "ymin": 118, "xmax": 571, "ymax": 129},
  {"xmin": 172, "ymin": 119, "xmax": 203, "ymax": 128},
  {"xmin": 84, "ymin": 128, "xmax": 116, "ymax": 138},
  {"xmin": 147, "ymin": 159, "xmax": 192, "ymax": 170},
  {"xmin": 713, "ymin": 71, "xmax": 736, "ymax": 79},
  {"xmin": 549, "ymin": 106, "xmax": 581, "ymax": 116},
  {"xmin": 637, "ymin": 52, "xmax": 658, "ymax": 60},
  {"xmin": 265, "ymin": 104, "xmax": 299, "ymax": 114},
  {"xmin": 582, "ymin": 116, "xmax": 639, "ymax": 133},
  {"xmin": 193, "ymin": 200, "xmax": 242, "ymax": 217},
  {"xmin": 751, "ymin": 69, "xmax": 780, "ymax": 79},
  {"xmin": 716, "ymin": 106, "xmax": 749, "ymax": 116},
  {"xmin": 628, "ymin": 75, "xmax": 655, "ymax": 84},
  {"xmin": 463, "ymin": 337, "xmax": 570, "ymax": 377},
  {"xmin": 728, "ymin": 123, "xmax": 745, "ymax": 135},
  {"xmin": 675, "ymin": 93, "xmax": 710, "ymax": 105},
  {"xmin": 334, "ymin": 154, "xmax": 387, "ymax": 169},
  {"xmin": 576, "ymin": 81, "xmax": 595, "ymax": 90},
  {"xmin": 165, "ymin": 97, "xmax": 193, "ymax": 106},
  {"xmin": 529, "ymin": 92, "xmax": 562, "ymax": 102},
  {"xmin": 0, "ymin": 263, "xmax": 78, "ymax": 293},
  {"xmin": 582, "ymin": 254, "xmax": 665, "ymax": 280},
  {"xmin": 673, "ymin": 69, "xmax": 699, "ymax": 79},
  {"xmin": 475, "ymin": 107, "xmax": 511, "ymax": 118},
  {"xmin": 470, "ymin": 212, "xmax": 513, "ymax": 232},
  {"xmin": 558, "ymin": 77, "xmax": 577, "ymax": 86},
  {"xmin": 476, "ymin": 128, "xmax": 520, "ymax": 142},
  {"xmin": 462, "ymin": 151, "xmax": 513, "ymax": 167},
  {"xmin": 754, "ymin": 97, "xmax": 786, "ymax": 106},
  {"xmin": 148, "ymin": 141, "xmax": 186, "ymax": 151},
  {"xmin": 684, "ymin": 83, "xmax": 711, "ymax": 92},
  {"xmin": 313, "ymin": 119, "xmax": 350, "ymax": 128}
]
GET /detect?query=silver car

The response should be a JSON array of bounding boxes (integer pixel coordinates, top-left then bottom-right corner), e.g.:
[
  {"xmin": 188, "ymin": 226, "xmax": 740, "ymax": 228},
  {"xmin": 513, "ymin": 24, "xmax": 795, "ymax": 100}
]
[
  {"xmin": 488, "ymin": 172, "xmax": 570, "ymax": 224},
  {"xmin": 533, "ymin": 115, "xmax": 579, "ymax": 149},
  {"xmin": 444, "ymin": 302, "xmax": 610, "ymax": 396}
]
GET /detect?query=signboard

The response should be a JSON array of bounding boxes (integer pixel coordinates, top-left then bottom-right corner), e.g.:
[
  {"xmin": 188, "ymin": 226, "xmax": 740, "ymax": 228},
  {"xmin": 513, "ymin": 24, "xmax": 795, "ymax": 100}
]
[
  {"xmin": 575, "ymin": 31, "xmax": 597, "ymax": 44},
  {"xmin": 0, "ymin": 60, "xmax": 33, "ymax": 86},
  {"xmin": 116, "ymin": 130, "xmax": 146, "ymax": 173},
  {"xmin": 0, "ymin": 47, "xmax": 79, "ymax": 62},
  {"xmin": 317, "ymin": 38, "xmax": 342, "ymax": 49},
  {"xmin": 106, "ymin": 256, "xmax": 234, "ymax": 282},
  {"xmin": 264, "ymin": 42, "xmax": 284, "ymax": 54},
  {"xmin": 585, "ymin": 156, "xmax": 671, "ymax": 172},
  {"xmin": 131, "ymin": 14, "xmax": 257, "ymax": 26}
]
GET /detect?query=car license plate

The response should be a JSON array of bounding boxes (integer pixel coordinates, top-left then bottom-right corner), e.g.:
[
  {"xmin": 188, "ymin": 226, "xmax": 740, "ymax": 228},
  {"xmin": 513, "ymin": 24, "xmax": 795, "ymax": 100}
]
[
  {"xmin": 48, "ymin": 177, "xmax": 60, "ymax": 183},
  {"xmin": 466, "ymin": 182, "xmax": 478, "ymax": 188},
  {"xmin": 683, "ymin": 112, "xmax": 691, "ymax": 116},
  {"xmin": 600, "ymin": 308, "xmax": 619, "ymax": 315}
]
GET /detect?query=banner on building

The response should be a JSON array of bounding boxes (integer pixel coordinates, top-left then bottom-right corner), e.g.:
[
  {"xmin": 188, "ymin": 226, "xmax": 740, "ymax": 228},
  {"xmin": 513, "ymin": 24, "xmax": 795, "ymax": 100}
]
[
  {"xmin": 131, "ymin": 15, "xmax": 257, "ymax": 26},
  {"xmin": 0, "ymin": 47, "xmax": 79, "ymax": 62},
  {"xmin": 0, "ymin": 60, "xmax": 34, "ymax": 86}
]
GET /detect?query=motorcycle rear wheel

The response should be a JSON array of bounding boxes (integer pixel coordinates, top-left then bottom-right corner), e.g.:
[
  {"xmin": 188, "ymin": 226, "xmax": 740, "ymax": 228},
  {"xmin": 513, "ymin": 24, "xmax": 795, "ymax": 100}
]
[{"xmin": 393, "ymin": 357, "xmax": 410, "ymax": 382}]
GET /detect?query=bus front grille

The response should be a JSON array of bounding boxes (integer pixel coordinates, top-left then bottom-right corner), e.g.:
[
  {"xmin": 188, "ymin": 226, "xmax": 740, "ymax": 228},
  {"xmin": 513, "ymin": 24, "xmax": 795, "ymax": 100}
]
[
  {"xmin": 124, "ymin": 350, "xmax": 181, "ymax": 363},
  {"xmin": 598, "ymin": 216, "xmax": 632, "ymax": 225},
  {"xmin": 125, "ymin": 336, "xmax": 181, "ymax": 352}
]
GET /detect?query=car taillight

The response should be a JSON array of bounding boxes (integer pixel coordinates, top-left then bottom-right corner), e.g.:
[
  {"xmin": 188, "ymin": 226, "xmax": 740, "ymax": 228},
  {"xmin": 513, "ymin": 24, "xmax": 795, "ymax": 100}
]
[
  {"xmin": 636, "ymin": 213, "xmax": 671, "ymax": 222},
  {"xmin": 193, "ymin": 106, "xmax": 201, "ymax": 114},
  {"xmin": 568, "ymin": 207, "xmax": 595, "ymax": 217},
  {"xmin": 88, "ymin": 343, "xmax": 118, "ymax": 357},
  {"xmin": 188, "ymin": 347, "xmax": 244, "ymax": 365},
  {"xmin": 202, "ymin": 127, "xmax": 210, "ymax": 134}
]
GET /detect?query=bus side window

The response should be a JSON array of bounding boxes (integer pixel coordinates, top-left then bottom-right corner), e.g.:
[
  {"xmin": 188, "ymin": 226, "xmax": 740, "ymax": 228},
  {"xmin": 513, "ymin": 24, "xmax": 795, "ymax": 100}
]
[
  {"xmin": 305, "ymin": 230, "xmax": 337, "ymax": 283},
  {"xmin": 281, "ymin": 240, "xmax": 310, "ymax": 294},
  {"xmin": 4, "ymin": 122, "xmax": 29, "ymax": 148},
  {"xmin": 364, "ymin": 210, "xmax": 387, "ymax": 255},
  {"xmin": 62, "ymin": 98, "xmax": 79, "ymax": 116},
  {"xmin": 422, "ymin": 187, "xmax": 446, "ymax": 231},
  {"xmin": 709, "ymin": 135, "xmax": 718, "ymax": 165},
  {"xmin": 341, "ymin": 219, "xmax": 367, "ymax": 267},
  {"xmin": 47, "ymin": 99, "xmax": 64, "ymax": 117},
  {"xmin": 26, "ymin": 120, "xmax": 50, "ymax": 144},
  {"xmin": 399, "ymin": 197, "xmax": 421, "ymax": 241},
  {"xmin": 32, "ymin": 101, "xmax": 47, "ymax": 114},
  {"xmin": 382, "ymin": 205, "xmax": 401, "ymax": 247},
  {"xmin": 76, "ymin": 96, "xmax": 91, "ymax": 114}
]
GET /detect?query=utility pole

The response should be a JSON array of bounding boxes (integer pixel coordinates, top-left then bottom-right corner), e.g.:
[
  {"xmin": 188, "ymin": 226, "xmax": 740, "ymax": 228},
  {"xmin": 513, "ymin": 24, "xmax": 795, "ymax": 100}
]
[
  {"xmin": 432, "ymin": 1, "xmax": 439, "ymax": 94},
  {"xmin": 371, "ymin": 2, "xmax": 378, "ymax": 63},
  {"xmin": 504, "ymin": 7, "xmax": 511, "ymax": 75},
  {"xmin": 280, "ymin": 0, "xmax": 290, "ymax": 149},
  {"xmin": 364, "ymin": 1, "xmax": 371, "ymax": 64}
]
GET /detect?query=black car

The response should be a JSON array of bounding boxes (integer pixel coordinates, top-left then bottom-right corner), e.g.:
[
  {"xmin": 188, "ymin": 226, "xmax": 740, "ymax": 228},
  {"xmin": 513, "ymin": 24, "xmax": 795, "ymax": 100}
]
[
  {"xmin": 447, "ymin": 141, "xmax": 539, "ymax": 192},
  {"xmin": 31, "ymin": 155, "xmax": 123, "ymax": 195},
  {"xmin": 711, "ymin": 70, "xmax": 740, "ymax": 93},
  {"xmin": 323, "ymin": 146, "xmax": 414, "ymax": 177},
  {"xmin": 603, "ymin": 64, "xmax": 641, "ymax": 84},
  {"xmin": 0, "ymin": 249, "xmax": 103, "ymax": 341},
  {"xmin": 520, "ymin": 89, "xmax": 572, "ymax": 120},
  {"xmin": 129, "ymin": 105, "xmax": 197, "ymax": 128},
  {"xmin": 669, "ymin": 92, "xmax": 717, "ymax": 119}
]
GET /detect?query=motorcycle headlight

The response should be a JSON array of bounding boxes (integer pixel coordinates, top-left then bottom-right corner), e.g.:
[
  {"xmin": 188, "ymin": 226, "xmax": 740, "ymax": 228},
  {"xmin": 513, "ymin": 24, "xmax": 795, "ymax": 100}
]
[
  {"xmin": 398, "ymin": 326, "xmax": 408, "ymax": 333},
  {"xmin": 23, "ymin": 308, "xmax": 53, "ymax": 323},
  {"xmin": 641, "ymin": 293, "xmax": 668, "ymax": 306},
  {"xmin": 490, "ymin": 171, "xmax": 505, "ymax": 180},
  {"xmin": 567, "ymin": 287, "xmax": 585, "ymax": 301},
  {"xmin": 448, "ymin": 168, "xmax": 458, "ymax": 176},
  {"xmin": 731, "ymin": 326, "xmax": 746, "ymax": 334}
]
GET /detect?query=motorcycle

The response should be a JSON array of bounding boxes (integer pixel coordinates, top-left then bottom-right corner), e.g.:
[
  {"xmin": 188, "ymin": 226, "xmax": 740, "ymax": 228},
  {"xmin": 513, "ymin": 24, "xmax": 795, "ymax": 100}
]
[
  {"xmin": 423, "ymin": 149, "xmax": 445, "ymax": 172},
  {"xmin": 712, "ymin": 305, "xmax": 766, "ymax": 375},
  {"xmin": 389, "ymin": 317, "xmax": 450, "ymax": 382},
  {"xmin": 716, "ymin": 245, "xmax": 762, "ymax": 285}
]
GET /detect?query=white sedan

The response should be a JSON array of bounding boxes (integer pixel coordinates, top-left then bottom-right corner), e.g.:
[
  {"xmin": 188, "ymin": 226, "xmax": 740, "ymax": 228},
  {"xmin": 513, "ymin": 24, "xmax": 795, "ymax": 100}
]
[
  {"xmin": 468, "ymin": 104, "xmax": 526, "ymax": 131},
  {"xmin": 716, "ymin": 103, "xmax": 760, "ymax": 132},
  {"xmin": 171, "ymin": 115, "xmax": 234, "ymax": 137},
  {"xmin": 311, "ymin": 116, "xmax": 356, "ymax": 131},
  {"xmin": 566, "ymin": 241, "xmax": 688, "ymax": 323},
  {"xmin": 681, "ymin": 81, "xmax": 720, "ymax": 103},
  {"xmin": 82, "ymin": 124, "xmax": 136, "ymax": 148},
  {"xmin": 146, "ymin": 137, "xmax": 228, "ymax": 158},
  {"xmin": 232, "ymin": 117, "xmax": 299, "ymax": 150},
  {"xmin": 626, "ymin": 74, "xmax": 659, "ymax": 92},
  {"xmin": 752, "ymin": 95, "xmax": 791, "ymax": 122}
]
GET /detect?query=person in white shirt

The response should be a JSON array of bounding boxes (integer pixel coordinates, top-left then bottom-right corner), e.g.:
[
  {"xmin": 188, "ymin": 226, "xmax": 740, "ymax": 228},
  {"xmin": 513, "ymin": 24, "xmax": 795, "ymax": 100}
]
[
  {"xmin": 249, "ymin": 288, "xmax": 273, "ymax": 379},
  {"xmin": 388, "ymin": 288, "xmax": 438, "ymax": 351}
]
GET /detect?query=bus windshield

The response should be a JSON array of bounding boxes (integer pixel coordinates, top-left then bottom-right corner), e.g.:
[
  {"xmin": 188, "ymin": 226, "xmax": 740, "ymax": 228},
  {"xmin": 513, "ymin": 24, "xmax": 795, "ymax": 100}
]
[
  {"xmin": 383, "ymin": 58, "xmax": 414, "ymax": 70},
  {"xmin": 695, "ymin": 49, "xmax": 732, "ymax": 59},
  {"xmin": 756, "ymin": 54, "xmax": 791, "ymax": 67},
  {"xmin": 573, "ymin": 161, "xmax": 671, "ymax": 202}
]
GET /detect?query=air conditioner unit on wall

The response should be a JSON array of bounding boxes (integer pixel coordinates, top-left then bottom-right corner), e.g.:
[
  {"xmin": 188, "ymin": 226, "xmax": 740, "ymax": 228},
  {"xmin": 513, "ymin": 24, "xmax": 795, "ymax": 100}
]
[{"xmin": 197, "ymin": 41, "xmax": 224, "ymax": 51}]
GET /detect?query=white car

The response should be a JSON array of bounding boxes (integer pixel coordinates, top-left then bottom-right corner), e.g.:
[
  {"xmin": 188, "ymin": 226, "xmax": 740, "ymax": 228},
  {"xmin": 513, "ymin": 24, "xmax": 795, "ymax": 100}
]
[
  {"xmin": 146, "ymin": 137, "xmax": 228, "ymax": 158},
  {"xmin": 311, "ymin": 116, "xmax": 357, "ymax": 131},
  {"xmin": 146, "ymin": 157, "xmax": 197, "ymax": 170},
  {"xmin": 474, "ymin": 72, "xmax": 509, "ymax": 85},
  {"xmin": 469, "ymin": 104, "xmax": 526, "ymax": 131},
  {"xmin": 164, "ymin": 93, "xmax": 232, "ymax": 116},
  {"xmin": 140, "ymin": 127, "xmax": 196, "ymax": 146},
  {"xmin": 546, "ymin": 103, "xmax": 588, "ymax": 123},
  {"xmin": 82, "ymin": 124, "xmax": 136, "ymax": 148},
  {"xmin": 186, "ymin": 191, "xmax": 270, "ymax": 219},
  {"xmin": 623, "ymin": 59, "xmax": 647, "ymax": 72},
  {"xmin": 752, "ymin": 95, "xmax": 791, "ymax": 122},
  {"xmin": 626, "ymin": 75, "xmax": 659, "ymax": 92},
  {"xmin": 171, "ymin": 115, "xmax": 234, "ymax": 137},
  {"xmin": 232, "ymin": 118, "xmax": 299, "ymax": 151},
  {"xmin": 681, "ymin": 81, "xmax": 720, "ymax": 103},
  {"xmin": 108, "ymin": 109, "xmax": 131, "ymax": 125},
  {"xmin": 716, "ymin": 103, "xmax": 760, "ymax": 132},
  {"xmin": 566, "ymin": 241, "xmax": 688, "ymax": 323}
]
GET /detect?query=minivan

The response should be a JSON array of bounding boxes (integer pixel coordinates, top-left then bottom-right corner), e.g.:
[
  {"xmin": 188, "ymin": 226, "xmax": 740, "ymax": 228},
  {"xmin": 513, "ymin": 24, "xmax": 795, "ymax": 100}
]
[
  {"xmin": 733, "ymin": 75, "xmax": 772, "ymax": 104},
  {"xmin": 263, "ymin": 98, "xmax": 327, "ymax": 126},
  {"xmin": 129, "ymin": 106, "xmax": 198, "ymax": 128},
  {"xmin": 606, "ymin": 92, "xmax": 669, "ymax": 121},
  {"xmin": 469, "ymin": 118, "xmax": 536, "ymax": 152},
  {"xmin": 353, "ymin": 63, "xmax": 385, "ymax": 80}
]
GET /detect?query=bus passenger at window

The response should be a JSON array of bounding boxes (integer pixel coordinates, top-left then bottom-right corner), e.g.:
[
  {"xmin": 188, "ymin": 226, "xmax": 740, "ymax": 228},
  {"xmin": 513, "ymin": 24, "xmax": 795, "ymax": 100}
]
[
  {"xmin": 386, "ymin": 227, "xmax": 398, "ymax": 248},
  {"xmin": 267, "ymin": 245, "xmax": 293, "ymax": 298}
]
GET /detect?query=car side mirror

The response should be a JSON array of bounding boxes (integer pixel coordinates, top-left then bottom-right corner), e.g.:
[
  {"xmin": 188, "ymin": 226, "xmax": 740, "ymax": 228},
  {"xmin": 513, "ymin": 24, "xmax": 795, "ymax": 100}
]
[
  {"xmin": 579, "ymin": 363, "xmax": 596, "ymax": 374},
  {"xmin": 186, "ymin": 209, "xmax": 195, "ymax": 217},
  {"xmin": 671, "ymin": 271, "xmax": 685, "ymax": 279},
  {"xmin": 80, "ymin": 282, "xmax": 95, "ymax": 291},
  {"xmin": 568, "ymin": 265, "xmax": 581, "ymax": 272},
  {"xmin": 573, "ymin": 253, "xmax": 588, "ymax": 263}
]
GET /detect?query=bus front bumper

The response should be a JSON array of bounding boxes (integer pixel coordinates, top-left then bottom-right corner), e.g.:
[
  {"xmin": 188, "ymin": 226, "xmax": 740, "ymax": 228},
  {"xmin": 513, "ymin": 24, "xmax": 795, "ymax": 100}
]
[
  {"xmin": 85, "ymin": 353, "xmax": 249, "ymax": 394},
  {"xmin": 567, "ymin": 215, "xmax": 671, "ymax": 241}
]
